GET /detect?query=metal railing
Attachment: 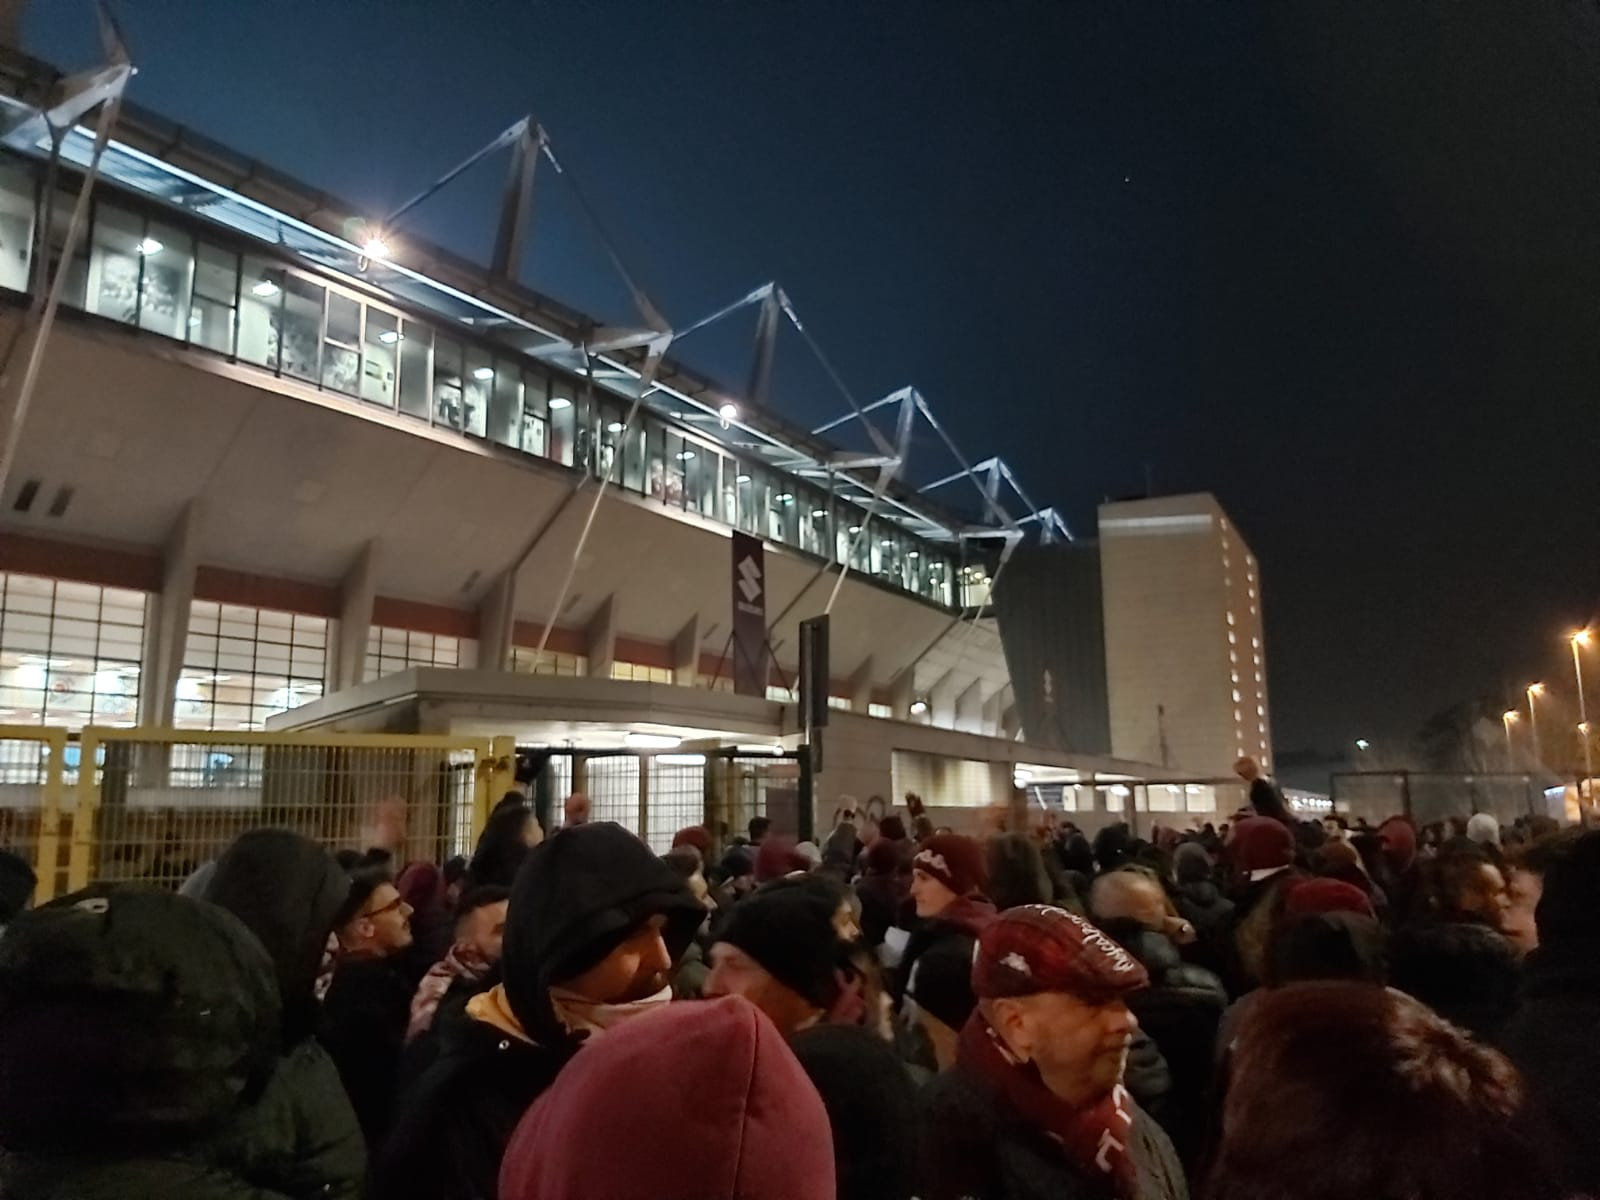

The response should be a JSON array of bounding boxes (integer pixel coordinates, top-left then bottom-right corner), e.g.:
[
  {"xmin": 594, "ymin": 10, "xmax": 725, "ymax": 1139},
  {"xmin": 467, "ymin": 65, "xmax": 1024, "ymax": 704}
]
[
  {"xmin": 1330, "ymin": 770, "xmax": 1548, "ymax": 828},
  {"xmin": 0, "ymin": 727, "xmax": 514, "ymax": 900}
]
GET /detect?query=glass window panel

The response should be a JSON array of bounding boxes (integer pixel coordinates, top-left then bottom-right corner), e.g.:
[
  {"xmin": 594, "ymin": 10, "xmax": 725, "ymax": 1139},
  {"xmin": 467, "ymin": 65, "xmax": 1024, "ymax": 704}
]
[
  {"xmin": 621, "ymin": 420, "xmax": 645, "ymax": 492},
  {"xmin": 462, "ymin": 347, "xmax": 491, "ymax": 438},
  {"xmin": 549, "ymin": 387, "xmax": 575, "ymax": 466},
  {"xmin": 279, "ymin": 275, "xmax": 323, "ymax": 382},
  {"xmin": 0, "ymin": 159, "xmax": 35, "ymax": 292},
  {"xmin": 44, "ymin": 188, "xmax": 87, "ymax": 309},
  {"xmin": 433, "ymin": 335, "xmax": 464, "ymax": 429},
  {"xmin": 398, "ymin": 320, "xmax": 431, "ymax": 421},
  {"xmin": 489, "ymin": 359, "xmax": 522, "ymax": 448},
  {"xmin": 139, "ymin": 222, "xmax": 193, "ymax": 339},
  {"xmin": 665, "ymin": 431, "xmax": 686, "ymax": 508},
  {"xmin": 717, "ymin": 456, "xmax": 737, "ymax": 525},
  {"xmin": 238, "ymin": 256, "xmax": 283, "ymax": 369},
  {"xmin": 190, "ymin": 242, "xmax": 237, "ymax": 355},
  {"xmin": 361, "ymin": 307, "xmax": 399, "ymax": 408},
  {"xmin": 322, "ymin": 291, "xmax": 361, "ymax": 395},
  {"xmin": 596, "ymin": 406, "xmax": 622, "ymax": 481},
  {"xmin": 688, "ymin": 442, "xmax": 716, "ymax": 518},
  {"xmin": 87, "ymin": 202, "xmax": 141, "ymax": 325},
  {"xmin": 53, "ymin": 596, "xmax": 100, "ymax": 622}
]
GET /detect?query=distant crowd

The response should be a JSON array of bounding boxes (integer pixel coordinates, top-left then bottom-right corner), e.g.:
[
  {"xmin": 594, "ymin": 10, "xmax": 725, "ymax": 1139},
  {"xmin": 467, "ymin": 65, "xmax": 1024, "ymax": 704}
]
[{"xmin": 0, "ymin": 755, "xmax": 1595, "ymax": 1200}]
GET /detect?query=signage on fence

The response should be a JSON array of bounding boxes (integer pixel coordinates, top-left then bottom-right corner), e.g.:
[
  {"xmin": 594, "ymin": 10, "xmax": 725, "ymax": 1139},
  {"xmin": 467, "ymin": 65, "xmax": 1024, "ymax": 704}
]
[{"xmin": 731, "ymin": 531, "xmax": 768, "ymax": 698}]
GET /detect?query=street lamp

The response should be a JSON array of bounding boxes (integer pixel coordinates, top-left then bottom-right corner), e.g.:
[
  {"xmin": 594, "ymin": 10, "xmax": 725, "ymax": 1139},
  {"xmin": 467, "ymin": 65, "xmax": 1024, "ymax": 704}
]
[
  {"xmin": 1573, "ymin": 631, "xmax": 1593, "ymax": 800},
  {"xmin": 1503, "ymin": 709, "xmax": 1520, "ymax": 766},
  {"xmin": 1527, "ymin": 682, "xmax": 1546, "ymax": 768}
]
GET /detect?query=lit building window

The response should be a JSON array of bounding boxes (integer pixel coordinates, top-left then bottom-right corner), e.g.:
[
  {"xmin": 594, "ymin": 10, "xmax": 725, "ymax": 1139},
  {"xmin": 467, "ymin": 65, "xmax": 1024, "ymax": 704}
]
[
  {"xmin": 1231, "ymin": 671, "xmax": 1240, "ymax": 684},
  {"xmin": 1226, "ymin": 612, "xmax": 1236, "ymax": 626},
  {"xmin": 766, "ymin": 684, "xmax": 797, "ymax": 703},
  {"xmin": 1234, "ymin": 709, "xmax": 1243, "ymax": 724},
  {"xmin": 177, "ymin": 601, "xmax": 325, "ymax": 730},
  {"xmin": 510, "ymin": 647, "xmax": 588, "ymax": 677},
  {"xmin": 868, "ymin": 702, "xmax": 893, "ymax": 719},
  {"xmin": 1252, "ymin": 637, "xmax": 1261, "ymax": 649},
  {"xmin": 365, "ymin": 626, "xmax": 470, "ymax": 681},
  {"xmin": 827, "ymin": 696, "xmax": 852, "ymax": 711},
  {"xmin": 610, "ymin": 661, "xmax": 673, "ymax": 684},
  {"xmin": 1228, "ymin": 632, "xmax": 1237, "ymax": 645},
  {"xmin": 1232, "ymin": 689, "xmax": 1242, "ymax": 702},
  {"xmin": 0, "ymin": 574, "xmax": 145, "ymax": 727}
]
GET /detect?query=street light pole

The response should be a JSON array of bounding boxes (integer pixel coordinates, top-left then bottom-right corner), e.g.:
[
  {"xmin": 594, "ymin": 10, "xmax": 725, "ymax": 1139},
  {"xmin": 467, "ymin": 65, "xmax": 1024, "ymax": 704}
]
[
  {"xmin": 1527, "ymin": 683, "xmax": 1545, "ymax": 769},
  {"xmin": 1573, "ymin": 632, "xmax": 1593, "ymax": 803},
  {"xmin": 1503, "ymin": 710, "xmax": 1520, "ymax": 769}
]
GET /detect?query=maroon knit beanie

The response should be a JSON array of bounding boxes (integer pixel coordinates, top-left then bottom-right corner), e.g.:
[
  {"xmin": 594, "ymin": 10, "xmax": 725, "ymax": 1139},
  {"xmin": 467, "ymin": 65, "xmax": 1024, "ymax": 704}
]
[
  {"xmin": 1230, "ymin": 816, "xmax": 1295, "ymax": 875},
  {"xmin": 1283, "ymin": 877, "xmax": 1374, "ymax": 920},
  {"xmin": 912, "ymin": 833, "xmax": 986, "ymax": 896},
  {"xmin": 671, "ymin": 826, "xmax": 712, "ymax": 856}
]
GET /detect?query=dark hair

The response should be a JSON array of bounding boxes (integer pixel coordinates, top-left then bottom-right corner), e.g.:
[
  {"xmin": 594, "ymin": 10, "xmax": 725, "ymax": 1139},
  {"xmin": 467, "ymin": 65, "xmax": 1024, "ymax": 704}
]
[
  {"xmin": 469, "ymin": 805, "xmax": 535, "ymax": 888},
  {"xmin": 455, "ymin": 884, "xmax": 511, "ymax": 923},
  {"xmin": 1507, "ymin": 831, "xmax": 1574, "ymax": 880},
  {"xmin": 985, "ymin": 833, "xmax": 1052, "ymax": 911},
  {"xmin": 492, "ymin": 791, "xmax": 528, "ymax": 816},
  {"xmin": 334, "ymin": 868, "xmax": 391, "ymax": 928},
  {"xmin": 661, "ymin": 846, "xmax": 703, "ymax": 879},
  {"xmin": 333, "ymin": 849, "xmax": 363, "ymax": 872},
  {"xmin": 442, "ymin": 855, "xmax": 470, "ymax": 887},
  {"xmin": 1388, "ymin": 921, "xmax": 1519, "ymax": 1041},
  {"xmin": 1263, "ymin": 912, "xmax": 1386, "ymax": 987},
  {"xmin": 1208, "ymin": 982, "xmax": 1559, "ymax": 1200},
  {"xmin": 748, "ymin": 816, "xmax": 771, "ymax": 842}
]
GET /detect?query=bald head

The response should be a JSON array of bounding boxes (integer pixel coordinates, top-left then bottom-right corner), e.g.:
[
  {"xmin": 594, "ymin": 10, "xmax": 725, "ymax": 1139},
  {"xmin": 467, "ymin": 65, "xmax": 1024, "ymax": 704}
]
[{"xmin": 1089, "ymin": 870, "xmax": 1168, "ymax": 932}]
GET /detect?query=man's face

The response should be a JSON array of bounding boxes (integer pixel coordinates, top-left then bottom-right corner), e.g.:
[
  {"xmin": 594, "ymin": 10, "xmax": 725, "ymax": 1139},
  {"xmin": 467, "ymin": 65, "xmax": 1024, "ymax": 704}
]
[
  {"xmin": 559, "ymin": 913, "xmax": 673, "ymax": 1003},
  {"xmin": 705, "ymin": 942, "xmax": 819, "ymax": 1034},
  {"xmin": 349, "ymin": 882, "xmax": 413, "ymax": 956},
  {"xmin": 1503, "ymin": 867, "xmax": 1542, "ymax": 953},
  {"xmin": 457, "ymin": 899, "xmax": 509, "ymax": 963},
  {"xmin": 1459, "ymin": 862, "xmax": 1511, "ymax": 930},
  {"xmin": 564, "ymin": 794, "xmax": 591, "ymax": 826},
  {"xmin": 997, "ymin": 991, "xmax": 1138, "ymax": 1107},
  {"xmin": 833, "ymin": 901, "xmax": 861, "ymax": 942},
  {"xmin": 910, "ymin": 868, "xmax": 959, "ymax": 919}
]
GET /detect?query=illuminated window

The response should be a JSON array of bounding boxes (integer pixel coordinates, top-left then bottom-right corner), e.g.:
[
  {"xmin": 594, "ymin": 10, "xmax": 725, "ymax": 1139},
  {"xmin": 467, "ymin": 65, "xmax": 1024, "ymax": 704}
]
[
  {"xmin": 1227, "ymin": 612, "xmax": 1236, "ymax": 626},
  {"xmin": 510, "ymin": 647, "xmax": 588, "ymax": 677},
  {"xmin": 365, "ymin": 626, "xmax": 470, "ymax": 681},
  {"xmin": 0, "ymin": 574, "xmax": 145, "ymax": 727},
  {"xmin": 868, "ymin": 702, "xmax": 893, "ymax": 719},
  {"xmin": 610, "ymin": 661, "xmax": 673, "ymax": 684},
  {"xmin": 766, "ymin": 683, "xmax": 797, "ymax": 703},
  {"xmin": 177, "ymin": 601, "xmax": 325, "ymax": 730},
  {"xmin": 827, "ymin": 696, "xmax": 852, "ymax": 711},
  {"xmin": 1232, "ymin": 689, "xmax": 1242, "ymax": 703}
]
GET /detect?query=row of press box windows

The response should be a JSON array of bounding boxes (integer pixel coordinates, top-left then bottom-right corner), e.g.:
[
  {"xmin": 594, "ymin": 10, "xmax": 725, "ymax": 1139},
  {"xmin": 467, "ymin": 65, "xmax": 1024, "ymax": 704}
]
[
  {"xmin": 0, "ymin": 576, "xmax": 894, "ymax": 730},
  {"xmin": 0, "ymin": 157, "xmax": 973, "ymax": 609}
]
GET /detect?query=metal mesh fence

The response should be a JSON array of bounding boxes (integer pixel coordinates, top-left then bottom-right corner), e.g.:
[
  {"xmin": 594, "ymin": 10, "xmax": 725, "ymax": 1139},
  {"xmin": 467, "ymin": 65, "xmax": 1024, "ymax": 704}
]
[
  {"xmin": 0, "ymin": 726, "xmax": 67, "ymax": 900},
  {"xmin": 1331, "ymin": 771, "xmax": 1547, "ymax": 828},
  {"xmin": 71, "ymin": 731, "xmax": 497, "ymax": 892}
]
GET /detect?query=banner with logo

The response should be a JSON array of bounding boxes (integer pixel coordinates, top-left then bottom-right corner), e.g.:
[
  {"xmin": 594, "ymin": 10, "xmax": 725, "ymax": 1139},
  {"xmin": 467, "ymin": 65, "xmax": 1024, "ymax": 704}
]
[{"xmin": 731, "ymin": 531, "xmax": 768, "ymax": 697}]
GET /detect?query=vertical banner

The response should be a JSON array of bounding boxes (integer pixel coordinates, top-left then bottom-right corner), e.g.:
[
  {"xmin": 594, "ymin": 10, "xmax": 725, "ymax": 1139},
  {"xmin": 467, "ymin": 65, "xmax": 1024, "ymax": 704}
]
[{"xmin": 731, "ymin": 531, "xmax": 768, "ymax": 697}]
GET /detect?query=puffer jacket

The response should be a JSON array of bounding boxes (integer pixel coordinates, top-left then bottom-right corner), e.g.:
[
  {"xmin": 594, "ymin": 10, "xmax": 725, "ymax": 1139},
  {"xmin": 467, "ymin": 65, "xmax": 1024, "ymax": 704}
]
[
  {"xmin": 204, "ymin": 829, "xmax": 365, "ymax": 1199},
  {"xmin": 0, "ymin": 886, "xmax": 299, "ymax": 1200}
]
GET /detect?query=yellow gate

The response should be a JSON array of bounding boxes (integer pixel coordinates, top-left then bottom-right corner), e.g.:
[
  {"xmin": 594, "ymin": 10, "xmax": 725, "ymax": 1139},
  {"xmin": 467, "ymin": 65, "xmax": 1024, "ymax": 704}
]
[
  {"xmin": 0, "ymin": 725, "xmax": 69, "ymax": 902},
  {"xmin": 62, "ymin": 728, "xmax": 513, "ymax": 894}
]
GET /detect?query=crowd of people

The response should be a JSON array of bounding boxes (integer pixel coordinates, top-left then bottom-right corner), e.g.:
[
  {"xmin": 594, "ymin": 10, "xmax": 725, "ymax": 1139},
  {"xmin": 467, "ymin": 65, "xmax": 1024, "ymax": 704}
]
[{"xmin": 0, "ymin": 757, "xmax": 1596, "ymax": 1199}]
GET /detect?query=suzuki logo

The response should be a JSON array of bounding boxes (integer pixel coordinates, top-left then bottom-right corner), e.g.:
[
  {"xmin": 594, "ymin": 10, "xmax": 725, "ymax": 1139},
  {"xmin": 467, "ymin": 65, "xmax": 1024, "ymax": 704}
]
[{"xmin": 738, "ymin": 555, "xmax": 763, "ymax": 603}]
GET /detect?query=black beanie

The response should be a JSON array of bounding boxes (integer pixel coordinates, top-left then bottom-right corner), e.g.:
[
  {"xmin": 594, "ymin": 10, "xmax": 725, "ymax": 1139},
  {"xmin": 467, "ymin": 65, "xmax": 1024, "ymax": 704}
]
[
  {"xmin": 717, "ymin": 882, "xmax": 846, "ymax": 1010},
  {"xmin": 1534, "ymin": 829, "xmax": 1600, "ymax": 943},
  {"xmin": 0, "ymin": 851, "xmax": 36, "ymax": 924},
  {"xmin": 904, "ymin": 933, "xmax": 979, "ymax": 1032}
]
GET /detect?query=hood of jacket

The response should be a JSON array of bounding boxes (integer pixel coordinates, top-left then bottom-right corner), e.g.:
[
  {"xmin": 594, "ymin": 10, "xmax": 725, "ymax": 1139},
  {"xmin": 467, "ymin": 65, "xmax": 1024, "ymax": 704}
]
[
  {"xmin": 500, "ymin": 822, "xmax": 704, "ymax": 1045},
  {"xmin": 0, "ymin": 886, "xmax": 280, "ymax": 1157},
  {"xmin": 204, "ymin": 829, "xmax": 350, "ymax": 1046},
  {"xmin": 499, "ymin": 997, "xmax": 833, "ymax": 1200},
  {"xmin": 932, "ymin": 894, "xmax": 998, "ymax": 938}
]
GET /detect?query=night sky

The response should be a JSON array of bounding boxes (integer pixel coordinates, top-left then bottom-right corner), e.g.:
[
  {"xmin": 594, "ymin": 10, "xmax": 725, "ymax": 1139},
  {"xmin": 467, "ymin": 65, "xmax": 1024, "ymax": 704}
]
[{"xmin": 28, "ymin": 2, "xmax": 1600, "ymax": 762}]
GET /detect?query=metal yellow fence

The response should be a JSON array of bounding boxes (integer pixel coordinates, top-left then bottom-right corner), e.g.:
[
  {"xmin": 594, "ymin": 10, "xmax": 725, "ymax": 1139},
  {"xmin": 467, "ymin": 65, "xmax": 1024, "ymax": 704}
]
[{"xmin": 0, "ymin": 727, "xmax": 515, "ymax": 900}]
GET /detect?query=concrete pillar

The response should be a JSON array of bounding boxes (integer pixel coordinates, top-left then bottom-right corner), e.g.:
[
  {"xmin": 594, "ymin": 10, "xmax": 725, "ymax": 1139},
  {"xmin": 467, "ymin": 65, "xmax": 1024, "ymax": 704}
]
[
  {"xmin": 476, "ymin": 570, "xmax": 516, "ymax": 672},
  {"xmin": 331, "ymin": 541, "xmax": 378, "ymax": 692},
  {"xmin": 670, "ymin": 616, "xmax": 700, "ymax": 687},
  {"xmin": 585, "ymin": 594, "xmax": 617, "ymax": 678},
  {"xmin": 139, "ymin": 499, "xmax": 204, "ymax": 726},
  {"xmin": 982, "ymin": 688, "xmax": 1003, "ymax": 737},
  {"xmin": 929, "ymin": 669, "xmax": 960, "ymax": 729},
  {"xmin": 890, "ymin": 669, "xmax": 916, "ymax": 721},
  {"xmin": 955, "ymin": 678, "xmax": 984, "ymax": 734},
  {"xmin": 848, "ymin": 656, "xmax": 874, "ymax": 712}
]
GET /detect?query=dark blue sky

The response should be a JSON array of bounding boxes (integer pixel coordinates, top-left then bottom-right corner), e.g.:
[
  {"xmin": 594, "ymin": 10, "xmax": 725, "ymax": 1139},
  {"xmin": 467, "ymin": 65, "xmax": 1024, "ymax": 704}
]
[{"xmin": 29, "ymin": 2, "xmax": 1600, "ymax": 758}]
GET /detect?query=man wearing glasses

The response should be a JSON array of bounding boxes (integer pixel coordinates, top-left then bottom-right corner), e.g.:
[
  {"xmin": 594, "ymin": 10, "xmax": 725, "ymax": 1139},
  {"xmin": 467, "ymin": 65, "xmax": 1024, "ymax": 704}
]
[{"xmin": 322, "ymin": 872, "xmax": 418, "ymax": 1146}]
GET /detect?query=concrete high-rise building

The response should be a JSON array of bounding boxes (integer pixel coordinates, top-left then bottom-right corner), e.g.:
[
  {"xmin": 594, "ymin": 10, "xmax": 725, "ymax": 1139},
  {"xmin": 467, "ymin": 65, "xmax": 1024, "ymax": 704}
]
[{"xmin": 1099, "ymin": 494, "xmax": 1271, "ymax": 778}]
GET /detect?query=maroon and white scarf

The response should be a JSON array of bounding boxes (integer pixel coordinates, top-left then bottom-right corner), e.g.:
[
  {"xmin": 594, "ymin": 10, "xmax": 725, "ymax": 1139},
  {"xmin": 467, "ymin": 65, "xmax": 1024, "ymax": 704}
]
[
  {"xmin": 405, "ymin": 941, "xmax": 492, "ymax": 1043},
  {"xmin": 958, "ymin": 1012, "xmax": 1139, "ymax": 1199}
]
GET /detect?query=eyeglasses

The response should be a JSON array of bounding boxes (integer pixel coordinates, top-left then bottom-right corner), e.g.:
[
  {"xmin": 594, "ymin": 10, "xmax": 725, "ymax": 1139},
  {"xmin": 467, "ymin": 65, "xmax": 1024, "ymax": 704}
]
[{"xmin": 362, "ymin": 895, "xmax": 408, "ymax": 920}]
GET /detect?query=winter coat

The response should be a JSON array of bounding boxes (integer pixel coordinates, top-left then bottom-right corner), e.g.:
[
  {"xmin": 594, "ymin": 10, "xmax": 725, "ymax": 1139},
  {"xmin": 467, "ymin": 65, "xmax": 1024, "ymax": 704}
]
[
  {"xmin": 376, "ymin": 822, "xmax": 704, "ymax": 1200},
  {"xmin": 1172, "ymin": 878, "xmax": 1233, "ymax": 942},
  {"xmin": 919, "ymin": 1059, "xmax": 1188, "ymax": 1200},
  {"xmin": 204, "ymin": 829, "xmax": 366, "ymax": 1199},
  {"xmin": 1389, "ymin": 917, "xmax": 1519, "ymax": 1043},
  {"xmin": 894, "ymin": 895, "xmax": 997, "ymax": 1002},
  {"xmin": 1503, "ymin": 936, "xmax": 1600, "ymax": 1196},
  {"xmin": 322, "ymin": 956, "xmax": 417, "ymax": 1148},
  {"xmin": 1100, "ymin": 922, "xmax": 1226, "ymax": 1169},
  {"xmin": 791, "ymin": 1023, "xmax": 920, "ymax": 1200},
  {"xmin": 0, "ymin": 887, "xmax": 303, "ymax": 1200},
  {"xmin": 1247, "ymin": 777, "xmax": 1291, "ymax": 824},
  {"xmin": 1221, "ymin": 869, "xmax": 1303, "ymax": 996},
  {"xmin": 855, "ymin": 871, "xmax": 906, "ymax": 949}
]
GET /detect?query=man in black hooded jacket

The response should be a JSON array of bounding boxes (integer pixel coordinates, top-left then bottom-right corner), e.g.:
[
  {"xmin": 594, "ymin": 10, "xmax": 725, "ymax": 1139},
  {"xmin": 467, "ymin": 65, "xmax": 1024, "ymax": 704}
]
[
  {"xmin": 203, "ymin": 829, "xmax": 366, "ymax": 1199},
  {"xmin": 374, "ymin": 822, "xmax": 705, "ymax": 1200}
]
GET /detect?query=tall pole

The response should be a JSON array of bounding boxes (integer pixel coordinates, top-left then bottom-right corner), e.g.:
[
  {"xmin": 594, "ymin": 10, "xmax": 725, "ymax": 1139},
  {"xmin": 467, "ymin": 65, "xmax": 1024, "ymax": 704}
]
[
  {"xmin": 1574, "ymin": 632, "xmax": 1593, "ymax": 804},
  {"xmin": 1527, "ymin": 683, "xmax": 1545, "ymax": 769},
  {"xmin": 1503, "ymin": 710, "xmax": 1519, "ymax": 769}
]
